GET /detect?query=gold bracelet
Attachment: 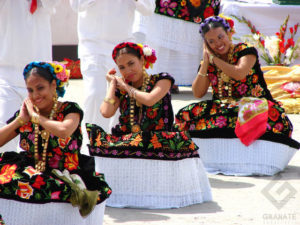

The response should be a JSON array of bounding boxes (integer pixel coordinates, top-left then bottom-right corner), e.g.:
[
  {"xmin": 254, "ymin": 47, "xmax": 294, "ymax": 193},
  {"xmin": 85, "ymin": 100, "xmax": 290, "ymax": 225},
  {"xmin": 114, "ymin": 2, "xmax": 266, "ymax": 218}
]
[
  {"xmin": 197, "ymin": 72, "xmax": 208, "ymax": 77},
  {"xmin": 17, "ymin": 117, "xmax": 25, "ymax": 126},
  {"xmin": 104, "ymin": 97, "xmax": 116, "ymax": 105},
  {"xmin": 31, "ymin": 112, "xmax": 40, "ymax": 124}
]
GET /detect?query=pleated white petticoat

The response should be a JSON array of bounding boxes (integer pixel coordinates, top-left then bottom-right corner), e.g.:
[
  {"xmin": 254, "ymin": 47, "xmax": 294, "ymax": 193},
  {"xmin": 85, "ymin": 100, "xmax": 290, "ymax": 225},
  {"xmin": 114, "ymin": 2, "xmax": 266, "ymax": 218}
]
[
  {"xmin": 193, "ymin": 138, "xmax": 297, "ymax": 176},
  {"xmin": 0, "ymin": 199, "xmax": 106, "ymax": 225},
  {"xmin": 95, "ymin": 157, "xmax": 212, "ymax": 209}
]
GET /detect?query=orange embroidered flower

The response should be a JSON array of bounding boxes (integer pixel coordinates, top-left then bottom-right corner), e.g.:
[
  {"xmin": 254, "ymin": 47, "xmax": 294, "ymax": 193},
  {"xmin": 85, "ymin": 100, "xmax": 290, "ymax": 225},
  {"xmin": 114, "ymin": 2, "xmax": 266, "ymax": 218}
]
[
  {"xmin": 189, "ymin": 0, "xmax": 201, "ymax": 7},
  {"xmin": 130, "ymin": 134, "xmax": 142, "ymax": 147},
  {"xmin": 0, "ymin": 164, "xmax": 17, "ymax": 184},
  {"xmin": 181, "ymin": 0, "xmax": 186, "ymax": 6},
  {"xmin": 252, "ymin": 74, "xmax": 258, "ymax": 83},
  {"xmin": 58, "ymin": 137, "xmax": 71, "ymax": 149},
  {"xmin": 182, "ymin": 111, "xmax": 190, "ymax": 121},
  {"xmin": 64, "ymin": 152, "xmax": 79, "ymax": 171},
  {"xmin": 19, "ymin": 122, "xmax": 33, "ymax": 133},
  {"xmin": 150, "ymin": 134, "xmax": 162, "ymax": 149},
  {"xmin": 16, "ymin": 181, "xmax": 33, "ymax": 199},
  {"xmin": 155, "ymin": 118, "xmax": 164, "ymax": 130},
  {"xmin": 196, "ymin": 119, "xmax": 206, "ymax": 130},
  {"xmin": 192, "ymin": 105, "xmax": 202, "ymax": 116},
  {"xmin": 189, "ymin": 141, "xmax": 195, "ymax": 150},
  {"xmin": 147, "ymin": 108, "xmax": 158, "ymax": 119},
  {"xmin": 95, "ymin": 133, "xmax": 102, "ymax": 146},
  {"xmin": 120, "ymin": 125, "xmax": 127, "ymax": 132},
  {"xmin": 251, "ymin": 84, "xmax": 263, "ymax": 97}
]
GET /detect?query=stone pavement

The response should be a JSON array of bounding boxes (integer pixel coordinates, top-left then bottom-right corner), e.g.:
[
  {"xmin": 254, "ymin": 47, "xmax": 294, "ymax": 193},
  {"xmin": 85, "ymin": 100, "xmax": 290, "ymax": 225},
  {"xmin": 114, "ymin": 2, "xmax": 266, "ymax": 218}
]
[{"xmin": 63, "ymin": 80, "xmax": 300, "ymax": 225}]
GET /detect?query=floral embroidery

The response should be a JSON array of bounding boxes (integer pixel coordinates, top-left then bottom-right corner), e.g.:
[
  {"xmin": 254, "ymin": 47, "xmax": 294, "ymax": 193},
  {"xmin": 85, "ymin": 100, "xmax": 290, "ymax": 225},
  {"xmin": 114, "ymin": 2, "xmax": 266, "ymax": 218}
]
[
  {"xmin": 0, "ymin": 164, "xmax": 17, "ymax": 184},
  {"xmin": 16, "ymin": 181, "xmax": 34, "ymax": 200}
]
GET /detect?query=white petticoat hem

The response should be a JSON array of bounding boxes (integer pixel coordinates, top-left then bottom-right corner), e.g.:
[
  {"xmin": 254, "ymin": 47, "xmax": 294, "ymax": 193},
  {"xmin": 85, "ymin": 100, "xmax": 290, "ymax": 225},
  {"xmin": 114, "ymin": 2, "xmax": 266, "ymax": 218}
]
[
  {"xmin": 95, "ymin": 157, "xmax": 212, "ymax": 209},
  {"xmin": 193, "ymin": 138, "xmax": 297, "ymax": 176},
  {"xmin": 0, "ymin": 198, "xmax": 106, "ymax": 225}
]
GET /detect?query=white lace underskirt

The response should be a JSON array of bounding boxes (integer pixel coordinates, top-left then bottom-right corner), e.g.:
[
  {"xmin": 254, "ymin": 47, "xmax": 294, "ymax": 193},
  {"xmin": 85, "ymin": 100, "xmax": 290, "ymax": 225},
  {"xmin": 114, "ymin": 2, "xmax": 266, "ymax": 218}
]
[
  {"xmin": 95, "ymin": 157, "xmax": 212, "ymax": 209},
  {"xmin": 193, "ymin": 138, "xmax": 297, "ymax": 176},
  {"xmin": 0, "ymin": 199, "xmax": 106, "ymax": 225}
]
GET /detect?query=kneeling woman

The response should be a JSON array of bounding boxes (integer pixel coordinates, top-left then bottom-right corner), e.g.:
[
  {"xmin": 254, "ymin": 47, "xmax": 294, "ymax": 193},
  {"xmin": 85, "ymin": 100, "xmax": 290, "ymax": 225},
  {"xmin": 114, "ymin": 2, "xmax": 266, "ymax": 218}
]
[
  {"xmin": 87, "ymin": 42, "xmax": 212, "ymax": 209},
  {"xmin": 0, "ymin": 62, "xmax": 111, "ymax": 225},
  {"xmin": 175, "ymin": 16, "xmax": 300, "ymax": 176}
]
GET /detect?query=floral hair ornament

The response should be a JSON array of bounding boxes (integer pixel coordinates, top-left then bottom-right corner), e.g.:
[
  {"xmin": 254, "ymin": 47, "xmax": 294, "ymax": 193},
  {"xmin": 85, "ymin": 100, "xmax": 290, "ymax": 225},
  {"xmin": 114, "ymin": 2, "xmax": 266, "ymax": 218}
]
[
  {"xmin": 112, "ymin": 42, "xmax": 157, "ymax": 69},
  {"xmin": 137, "ymin": 43, "xmax": 157, "ymax": 69},
  {"xmin": 199, "ymin": 15, "xmax": 234, "ymax": 37},
  {"xmin": 23, "ymin": 61, "xmax": 70, "ymax": 97}
]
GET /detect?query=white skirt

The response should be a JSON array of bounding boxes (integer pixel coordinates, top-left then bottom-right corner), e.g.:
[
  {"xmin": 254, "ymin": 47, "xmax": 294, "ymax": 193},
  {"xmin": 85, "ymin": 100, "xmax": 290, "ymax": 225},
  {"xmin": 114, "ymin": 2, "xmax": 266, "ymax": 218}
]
[
  {"xmin": 0, "ymin": 199, "xmax": 106, "ymax": 225},
  {"xmin": 95, "ymin": 157, "xmax": 212, "ymax": 209},
  {"xmin": 193, "ymin": 138, "xmax": 297, "ymax": 176}
]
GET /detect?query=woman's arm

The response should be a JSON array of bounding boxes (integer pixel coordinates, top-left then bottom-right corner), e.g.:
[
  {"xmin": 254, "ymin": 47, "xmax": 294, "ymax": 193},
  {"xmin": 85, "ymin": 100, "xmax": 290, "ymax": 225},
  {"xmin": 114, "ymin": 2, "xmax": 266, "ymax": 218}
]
[
  {"xmin": 38, "ymin": 113, "xmax": 80, "ymax": 139},
  {"xmin": 0, "ymin": 102, "xmax": 30, "ymax": 147},
  {"xmin": 116, "ymin": 77, "xmax": 172, "ymax": 107},
  {"xmin": 212, "ymin": 54, "xmax": 256, "ymax": 81},
  {"xmin": 192, "ymin": 46, "xmax": 211, "ymax": 98}
]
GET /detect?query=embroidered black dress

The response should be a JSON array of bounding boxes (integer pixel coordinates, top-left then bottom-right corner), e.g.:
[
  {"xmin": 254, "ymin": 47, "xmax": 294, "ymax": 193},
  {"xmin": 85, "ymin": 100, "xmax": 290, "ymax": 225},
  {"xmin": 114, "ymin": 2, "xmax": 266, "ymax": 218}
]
[
  {"xmin": 174, "ymin": 43, "xmax": 299, "ymax": 149},
  {"xmin": 0, "ymin": 102, "xmax": 111, "ymax": 204},
  {"xmin": 87, "ymin": 73, "xmax": 199, "ymax": 160}
]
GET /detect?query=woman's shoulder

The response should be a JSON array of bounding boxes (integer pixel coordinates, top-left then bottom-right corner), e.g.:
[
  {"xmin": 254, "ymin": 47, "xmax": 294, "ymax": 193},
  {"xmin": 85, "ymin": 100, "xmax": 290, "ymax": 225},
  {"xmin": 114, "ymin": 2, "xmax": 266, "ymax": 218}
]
[
  {"xmin": 150, "ymin": 72, "xmax": 175, "ymax": 84},
  {"xmin": 58, "ymin": 101, "xmax": 83, "ymax": 118},
  {"xmin": 234, "ymin": 42, "xmax": 258, "ymax": 58}
]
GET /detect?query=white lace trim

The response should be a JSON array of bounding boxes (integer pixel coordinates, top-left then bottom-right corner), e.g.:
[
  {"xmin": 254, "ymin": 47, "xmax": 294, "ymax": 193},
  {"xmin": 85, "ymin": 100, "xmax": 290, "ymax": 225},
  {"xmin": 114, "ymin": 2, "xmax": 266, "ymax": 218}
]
[
  {"xmin": 193, "ymin": 138, "xmax": 297, "ymax": 176},
  {"xmin": 95, "ymin": 157, "xmax": 212, "ymax": 209},
  {"xmin": 0, "ymin": 199, "xmax": 106, "ymax": 225}
]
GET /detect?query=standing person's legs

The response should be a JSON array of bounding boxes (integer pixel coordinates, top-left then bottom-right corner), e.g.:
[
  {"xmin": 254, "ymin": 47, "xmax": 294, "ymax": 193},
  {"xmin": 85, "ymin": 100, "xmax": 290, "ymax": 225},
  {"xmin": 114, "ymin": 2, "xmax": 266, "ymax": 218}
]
[
  {"xmin": 80, "ymin": 54, "xmax": 116, "ymax": 154},
  {"xmin": 0, "ymin": 85, "xmax": 27, "ymax": 153}
]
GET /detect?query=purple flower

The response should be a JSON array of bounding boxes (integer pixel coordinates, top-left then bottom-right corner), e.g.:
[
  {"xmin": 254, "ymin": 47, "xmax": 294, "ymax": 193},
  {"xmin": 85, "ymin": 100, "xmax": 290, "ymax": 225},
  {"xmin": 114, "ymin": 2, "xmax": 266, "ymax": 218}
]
[
  {"xmin": 48, "ymin": 154, "xmax": 61, "ymax": 168},
  {"xmin": 124, "ymin": 150, "xmax": 129, "ymax": 155},
  {"xmin": 68, "ymin": 140, "xmax": 78, "ymax": 150},
  {"xmin": 215, "ymin": 116, "xmax": 227, "ymax": 128},
  {"xmin": 164, "ymin": 118, "xmax": 169, "ymax": 123},
  {"xmin": 159, "ymin": 0, "xmax": 177, "ymax": 16},
  {"xmin": 136, "ymin": 151, "xmax": 142, "ymax": 156},
  {"xmin": 28, "ymin": 133, "xmax": 35, "ymax": 142},
  {"xmin": 190, "ymin": 124, "xmax": 195, "ymax": 131},
  {"xmin": 237, "ymin": 84, "xmax": 248, "ymax": 95},
  {"xmin": 158, "ymin": 152, "xmax": 164, "ymax": 158},
  {"xmin": 147, "ymin": 152, "xmax": 153, "ymax": 157},
  {"xmin": 112, "ymin": 150, "xmax": 118, "ymax": 155},
  {"xmin": 164, "ymin": 105, "xmax": 169, "ymax": 110}
]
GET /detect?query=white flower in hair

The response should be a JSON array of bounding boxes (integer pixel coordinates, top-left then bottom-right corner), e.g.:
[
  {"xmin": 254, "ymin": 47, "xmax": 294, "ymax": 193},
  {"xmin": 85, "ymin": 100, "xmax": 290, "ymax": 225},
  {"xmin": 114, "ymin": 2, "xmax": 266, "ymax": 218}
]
[{"xmin": 143, "ymin": 47, "xmax": 152, "ymax": 56}]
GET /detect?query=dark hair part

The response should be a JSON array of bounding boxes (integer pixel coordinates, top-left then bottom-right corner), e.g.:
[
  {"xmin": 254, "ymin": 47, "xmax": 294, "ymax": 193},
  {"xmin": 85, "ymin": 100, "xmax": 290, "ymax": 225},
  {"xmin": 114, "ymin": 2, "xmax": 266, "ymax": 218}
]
[
  {"xmin": 115, "ymin": 47, "xmax": 143, "ymax": 60},
  {"xmin": 24, "ymin": 67, "xmax": 54, "ymax": 83},
  {"xmin": 201, "ymin": 21, "xmax": 228, "ymax": 37}
]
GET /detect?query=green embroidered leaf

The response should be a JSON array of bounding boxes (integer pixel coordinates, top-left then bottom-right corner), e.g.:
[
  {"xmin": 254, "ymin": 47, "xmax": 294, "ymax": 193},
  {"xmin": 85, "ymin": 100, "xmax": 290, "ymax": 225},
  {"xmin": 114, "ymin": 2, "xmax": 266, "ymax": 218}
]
[
  {"xmin": 176, "ymin": 141, "xmax": 185, "ymax": 150},
  {"xmin": 169, "ymin": 140, "xmax": 176, "ymax": 150}
]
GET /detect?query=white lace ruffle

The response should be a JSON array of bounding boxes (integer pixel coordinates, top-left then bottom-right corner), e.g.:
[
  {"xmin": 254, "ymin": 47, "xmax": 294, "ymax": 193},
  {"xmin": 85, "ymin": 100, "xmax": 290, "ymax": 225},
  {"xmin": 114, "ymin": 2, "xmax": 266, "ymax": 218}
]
[
  {"xmin": 193, "ymin": 138, "xmax": 297, "ymax": 176},
  {"xmin": 95, "ymin": 157, "xmax": 212, "ymax": 209},
  {"xmin": 0, "ymin": 199, "xmax": 106, "ymax": 225}
]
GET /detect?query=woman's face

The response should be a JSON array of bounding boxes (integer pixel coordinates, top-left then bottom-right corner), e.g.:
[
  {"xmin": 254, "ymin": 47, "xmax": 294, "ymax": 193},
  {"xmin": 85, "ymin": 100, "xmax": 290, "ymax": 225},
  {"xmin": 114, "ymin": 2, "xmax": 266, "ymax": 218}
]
[
  {"xmin": 26, "ymin": 73, "xmax": 56, "ymax": 112},
  {"xmin": 205, "ymin": 27, "xmax": 231, "ymax": 56},
  {"xmin": 116, "ymin": 53, "xmax": 144, "ymax": 83}
]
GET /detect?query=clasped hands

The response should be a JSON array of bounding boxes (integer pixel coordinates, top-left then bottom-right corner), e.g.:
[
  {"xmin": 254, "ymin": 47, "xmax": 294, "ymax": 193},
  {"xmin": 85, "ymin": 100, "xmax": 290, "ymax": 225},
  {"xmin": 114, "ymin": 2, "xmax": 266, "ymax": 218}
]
[
  {"xmin": 105, "ymin": 68, "xmax": 127, "ymax": 91},
  {"xmin": 17, "ymin": 98, "xmax": 39, "ymax": 126}
]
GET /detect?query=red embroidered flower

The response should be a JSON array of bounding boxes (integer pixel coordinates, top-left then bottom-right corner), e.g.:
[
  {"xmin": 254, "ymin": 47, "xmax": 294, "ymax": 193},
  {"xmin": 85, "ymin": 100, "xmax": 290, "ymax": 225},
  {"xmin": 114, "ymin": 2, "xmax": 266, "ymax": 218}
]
[
  {"xmin": 32, "ymin": 175, "xmax": 46, "ymax": 189},
  {"xmin": 203, "ymin": 6, "xmax": 214, "ymax": 19},
  {"xmin": 269, "ymin": 107, "xmax": 280, "ymax": 122},
  {"xmin": 16, "ymin": 181, "xmax": 33, "ymax": 199},
  {"xmin": 147, "ymin": 108, "xmax": 158, "ymax": 119}
]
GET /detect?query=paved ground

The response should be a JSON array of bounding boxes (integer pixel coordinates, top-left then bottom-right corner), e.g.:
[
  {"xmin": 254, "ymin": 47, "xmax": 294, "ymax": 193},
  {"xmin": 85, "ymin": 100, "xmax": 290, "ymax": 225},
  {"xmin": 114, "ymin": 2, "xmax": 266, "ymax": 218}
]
[{"xmin": 63, "ymin": 80, "xmax": 300, "ymax": 225}]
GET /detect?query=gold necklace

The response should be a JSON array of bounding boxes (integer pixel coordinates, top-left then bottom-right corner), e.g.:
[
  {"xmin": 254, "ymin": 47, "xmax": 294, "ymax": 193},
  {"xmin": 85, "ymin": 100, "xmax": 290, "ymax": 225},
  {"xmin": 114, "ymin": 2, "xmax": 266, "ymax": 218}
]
[
  {"xmin": 217, "ymin": 44, "xmax": 234, "ymax": 104},
  {"xmin": 130, "ymin": 72, "xmax": 150, "ymax": 133},
  {"xmin": 33, "ymin": 96, "xmax": 58, "ymax": 172}
]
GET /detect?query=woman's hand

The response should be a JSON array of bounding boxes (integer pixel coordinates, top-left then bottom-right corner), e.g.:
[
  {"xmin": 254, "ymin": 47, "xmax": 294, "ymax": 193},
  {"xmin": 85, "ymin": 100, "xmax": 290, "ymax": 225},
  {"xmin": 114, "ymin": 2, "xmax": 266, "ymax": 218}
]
[
  {"xmin": 106, "ymin": 68, "xmax": 117, "ymax": 83},
  {"xmin": 24, "ymin": 98, "xmax": 38, "ymax": 118},
  {"xmin": 115, "ymin": 76, "xmax": 127, "ymax": 92},
  {"xmin": 18, "ymin": 101, "xmax": 30, "ymax": 124}
]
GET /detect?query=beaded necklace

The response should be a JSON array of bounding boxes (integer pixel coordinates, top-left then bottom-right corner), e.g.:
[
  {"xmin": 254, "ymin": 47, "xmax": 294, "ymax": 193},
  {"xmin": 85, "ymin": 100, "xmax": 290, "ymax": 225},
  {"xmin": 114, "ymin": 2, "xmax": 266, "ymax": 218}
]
[
  {"xmin": 217, "ymin": 44, "xmax": 235, "ymax": 104},
  {"xmin": 33, "ymin": 98, "xmax": 57, "ymax": 172},
  {"xmin": 129, "ymin": 72, "xmax": 150, "ymax": 133}
]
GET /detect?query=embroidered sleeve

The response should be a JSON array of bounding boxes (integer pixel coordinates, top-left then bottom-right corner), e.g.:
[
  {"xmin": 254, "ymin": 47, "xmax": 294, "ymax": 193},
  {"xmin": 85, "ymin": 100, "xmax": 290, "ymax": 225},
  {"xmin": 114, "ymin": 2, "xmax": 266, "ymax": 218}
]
[
  {"xmin": 61, "ymin": 102, "xmax": 84, "ymax": 123},
  {"xmin": 236, "ymin": 43, "xmax": 258, "ymax": 61},
  {"xmin": 155, "ymin": 73, "xmax": 175, "ymax": 87}
]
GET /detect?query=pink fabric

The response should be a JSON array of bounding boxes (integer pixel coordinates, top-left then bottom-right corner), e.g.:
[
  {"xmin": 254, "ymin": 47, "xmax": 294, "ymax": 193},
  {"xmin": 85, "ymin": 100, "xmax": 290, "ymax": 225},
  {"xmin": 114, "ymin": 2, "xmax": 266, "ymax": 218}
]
[{"xmin": 235, "ymin": 97, "xmax": 272, "ymax": 146}]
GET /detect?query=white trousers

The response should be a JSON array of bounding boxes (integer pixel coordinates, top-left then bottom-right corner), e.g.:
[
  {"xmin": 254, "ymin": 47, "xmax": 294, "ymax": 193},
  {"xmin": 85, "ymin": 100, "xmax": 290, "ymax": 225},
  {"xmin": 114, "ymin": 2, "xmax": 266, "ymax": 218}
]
[
  {"xmin": 0, "ymin": 84, "xmax": 27, "ymax": 153},
  {"xmin": 80, "ymin": 55, "xmax": 119, "ymax": 154}
]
